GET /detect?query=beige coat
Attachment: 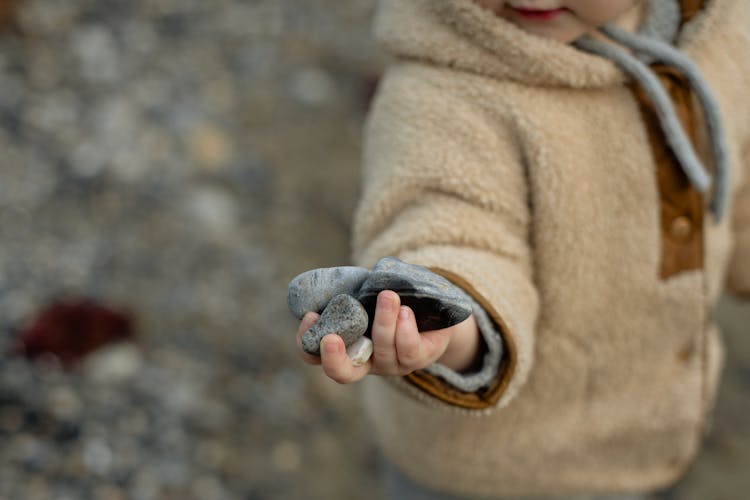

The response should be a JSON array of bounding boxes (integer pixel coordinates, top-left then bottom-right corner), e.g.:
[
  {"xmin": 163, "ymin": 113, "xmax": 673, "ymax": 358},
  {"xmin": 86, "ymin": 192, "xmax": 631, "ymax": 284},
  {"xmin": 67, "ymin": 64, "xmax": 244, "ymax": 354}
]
[{"xmin": 351, "ymin": 0, "xmax": 750, "ymax": 496}]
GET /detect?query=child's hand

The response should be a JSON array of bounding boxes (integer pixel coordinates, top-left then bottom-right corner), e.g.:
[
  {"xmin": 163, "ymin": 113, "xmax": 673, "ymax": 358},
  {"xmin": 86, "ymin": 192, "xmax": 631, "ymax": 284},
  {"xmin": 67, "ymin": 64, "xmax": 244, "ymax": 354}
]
[{"xmin": 296, "ymin": 289, "xmax": 480, "ymax": 384}]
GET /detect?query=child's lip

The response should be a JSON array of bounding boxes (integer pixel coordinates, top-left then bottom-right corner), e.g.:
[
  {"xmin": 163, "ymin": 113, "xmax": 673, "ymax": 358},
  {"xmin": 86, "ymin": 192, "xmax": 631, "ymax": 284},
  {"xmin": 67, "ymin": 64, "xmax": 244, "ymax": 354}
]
[{"xmin": 511, "ymin": 6, "xmax": 568, "ymax": 21}]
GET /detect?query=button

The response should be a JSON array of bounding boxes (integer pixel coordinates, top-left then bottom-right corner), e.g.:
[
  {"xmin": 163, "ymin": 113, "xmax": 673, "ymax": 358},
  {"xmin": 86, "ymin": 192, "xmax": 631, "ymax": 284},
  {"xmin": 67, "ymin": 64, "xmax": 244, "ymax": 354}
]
[
  {"xmin": 669, "ymin": 215, "xmax": 693, "ymax": 241},
  {"xmin": 676, "ymin": 344, "xmax": 694, "ymax": 364}
]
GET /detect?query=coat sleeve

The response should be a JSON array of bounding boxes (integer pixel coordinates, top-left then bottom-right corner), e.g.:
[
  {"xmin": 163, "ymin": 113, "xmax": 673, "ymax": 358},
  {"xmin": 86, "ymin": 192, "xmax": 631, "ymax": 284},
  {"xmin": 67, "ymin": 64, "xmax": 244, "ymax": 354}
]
[
  {"xmin": 726, "ymin": 140, "xmax": 750, "ymax": 298},
  {"xmin": 351, "ymin": 66, "xmax": 540, "ymax": 410}
]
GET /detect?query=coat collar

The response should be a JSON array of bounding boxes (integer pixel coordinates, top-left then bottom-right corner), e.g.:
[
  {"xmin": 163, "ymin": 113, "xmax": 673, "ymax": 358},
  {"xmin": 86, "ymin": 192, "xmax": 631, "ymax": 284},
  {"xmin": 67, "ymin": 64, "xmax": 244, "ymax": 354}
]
[{"xmin": 373, "ymin": 0, "xmax": 731, "ymax": 89}]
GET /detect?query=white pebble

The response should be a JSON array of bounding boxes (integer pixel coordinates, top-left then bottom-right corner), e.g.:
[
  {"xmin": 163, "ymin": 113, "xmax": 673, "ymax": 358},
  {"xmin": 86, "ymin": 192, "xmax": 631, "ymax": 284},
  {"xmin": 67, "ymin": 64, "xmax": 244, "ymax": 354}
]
[
  {"xmin": 83, "ymin": 342, "xmax": 143, "ymax": 384},
  {"xmin": 346, "ymin": 336, "xmax": 373, "ymax": 367}
]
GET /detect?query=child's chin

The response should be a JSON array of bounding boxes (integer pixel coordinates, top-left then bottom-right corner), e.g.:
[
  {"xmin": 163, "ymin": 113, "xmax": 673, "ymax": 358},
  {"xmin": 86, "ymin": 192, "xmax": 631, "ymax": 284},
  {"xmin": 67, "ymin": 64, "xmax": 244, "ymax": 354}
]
[
  {"xmin": 501, "ymin": 16, "xmax": 587, "ymax": 43},
  {"xmin": 513, "ymin": 25, "xmax": 586, "ymax": 44}
]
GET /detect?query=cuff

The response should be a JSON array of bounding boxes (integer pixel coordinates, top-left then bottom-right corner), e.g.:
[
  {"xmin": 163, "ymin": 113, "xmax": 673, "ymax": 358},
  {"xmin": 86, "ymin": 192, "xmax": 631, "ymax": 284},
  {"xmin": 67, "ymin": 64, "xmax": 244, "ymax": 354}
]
[
  {"xmin": 422, "ymin": 292, "xmax": 504, "ymax": 392},
  {"xmin": 402, "ymin": 268, "xmax": 516, "ymax": 410},
  {"xmin": 726, "ymin": 232, "xmax": 750, "ymax": 299}
]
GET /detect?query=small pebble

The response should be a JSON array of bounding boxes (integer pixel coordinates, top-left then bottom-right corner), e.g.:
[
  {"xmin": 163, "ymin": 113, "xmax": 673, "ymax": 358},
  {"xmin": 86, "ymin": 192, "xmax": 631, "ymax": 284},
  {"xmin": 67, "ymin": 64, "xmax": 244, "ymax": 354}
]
[
  {"xmin": 271, "ymin": 440, "xmax": 302, "ymax": 473},
  {"xmin": 47, "ymin": 386, "xmax": 82, "ymax": 420},
  {"xmin": 83, "ymin": 342, "xmax": 143, "ymax": 384},
  {"xmin": 287, "ymin": 66, "xmax": 336, "ymax": 106},
  {"xmin": 346, "ymin": 336, "xmax": 373, "ymax": 367},
  {"xmin": 287, "ymin": 266, "xmax": 369, "ymax": 320},
  {"xmin": 301, "ymin": 294, "xmax": 368, "ymax": 355},
  {"xmin": 83, "ymin": 439, "xmax": 113, "ymax": 475},
  {"xmin": 187, "ymin": 123, "xmax": 233, "ymax": 171}
]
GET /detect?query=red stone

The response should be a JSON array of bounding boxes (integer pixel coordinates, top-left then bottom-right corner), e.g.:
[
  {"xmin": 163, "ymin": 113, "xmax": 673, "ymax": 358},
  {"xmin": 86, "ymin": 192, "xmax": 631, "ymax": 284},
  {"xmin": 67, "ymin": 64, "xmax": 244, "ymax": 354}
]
[{"xmin": 16, "ymin": 300, "xmax": 134, "ymax": 365}]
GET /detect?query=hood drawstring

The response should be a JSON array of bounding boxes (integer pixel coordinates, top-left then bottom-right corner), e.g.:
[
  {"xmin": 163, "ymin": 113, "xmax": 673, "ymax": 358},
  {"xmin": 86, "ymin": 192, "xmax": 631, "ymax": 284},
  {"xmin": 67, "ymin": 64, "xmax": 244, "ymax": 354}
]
[{"xmin": 573, "ymin": 2, "xmax": 729, "ymax": 221}]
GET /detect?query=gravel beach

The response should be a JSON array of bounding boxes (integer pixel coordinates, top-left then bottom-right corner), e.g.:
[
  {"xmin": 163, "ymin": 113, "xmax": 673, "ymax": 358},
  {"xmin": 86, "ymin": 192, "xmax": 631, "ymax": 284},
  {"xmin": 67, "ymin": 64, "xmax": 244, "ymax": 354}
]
[{"xmin": 0, "ymin": 1, "xmax": 747, "ymax": 499}]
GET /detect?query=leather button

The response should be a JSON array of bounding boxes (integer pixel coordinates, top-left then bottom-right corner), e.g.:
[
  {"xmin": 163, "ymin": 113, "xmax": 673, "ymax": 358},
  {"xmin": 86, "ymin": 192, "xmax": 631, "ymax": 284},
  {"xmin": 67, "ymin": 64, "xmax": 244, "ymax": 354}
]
[
  {"xmin": 676, "ymin": 344, "xmax": 694, "ymax": 364},
  {"xmin": 669, "ymin": 215, "xmax": 693, "ymax": 241}
]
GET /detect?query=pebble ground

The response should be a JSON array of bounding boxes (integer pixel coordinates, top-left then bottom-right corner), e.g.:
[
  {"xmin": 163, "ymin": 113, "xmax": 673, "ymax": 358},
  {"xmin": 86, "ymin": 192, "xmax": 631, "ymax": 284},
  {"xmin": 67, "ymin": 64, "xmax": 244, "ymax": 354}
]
[{"xmin": 0, "ymin": 1, "xmax": 747, "ymax": 499}]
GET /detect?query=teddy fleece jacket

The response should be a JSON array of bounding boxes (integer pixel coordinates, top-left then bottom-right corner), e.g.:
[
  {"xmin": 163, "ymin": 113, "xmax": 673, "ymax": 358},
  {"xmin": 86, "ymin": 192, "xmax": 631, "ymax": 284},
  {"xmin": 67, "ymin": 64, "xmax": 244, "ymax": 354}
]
[{"xmin": 351, "ymin": 0, "xmax": 750, "ymax": 496}]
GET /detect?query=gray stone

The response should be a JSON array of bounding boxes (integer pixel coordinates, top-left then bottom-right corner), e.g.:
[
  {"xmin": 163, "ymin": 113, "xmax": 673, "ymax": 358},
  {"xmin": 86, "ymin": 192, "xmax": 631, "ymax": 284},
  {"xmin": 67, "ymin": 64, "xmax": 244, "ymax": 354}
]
[
  {"xmin": 357, "ymin": 257, "xmax": 472, "ymax": 332},
  {"xmin": 71, "ymin": 26, "xmax": 121, "ymax": 84},
  {"xmin": 47, "ymin": 386, "xmax": 82, "ymax": 420},
  {"xmin": 301, "ymin": 294, "xmax": 369, "ymax": 355},
  {"xmin": 288, "ymin": 67, "xmax": 336, "ymax": 106},
  {"xmin": 287, "ymin": 266, "xmax": 370, "ymax": 320},
  {"xmin": 83, "ymin": 438, "xmax": 113, "ymax": 475},
  {"xmin": 182, "ymin": 185, "xmax": 239, "ymax": 237}
]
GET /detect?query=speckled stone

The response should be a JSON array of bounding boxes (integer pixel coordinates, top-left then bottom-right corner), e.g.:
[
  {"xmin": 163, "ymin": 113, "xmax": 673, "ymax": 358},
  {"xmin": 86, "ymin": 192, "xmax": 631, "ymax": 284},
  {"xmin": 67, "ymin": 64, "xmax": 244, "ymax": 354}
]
[
  {"xmin": 301, "ymin": 294, "xmax": 369, "ymax": 355},
  {"xmin": 357, "ymin": 257, "xmax": 472, "ymax": 332},
  {"xmin": 287, "ymin": 266, "xmax": 370, "ymax": 320}
]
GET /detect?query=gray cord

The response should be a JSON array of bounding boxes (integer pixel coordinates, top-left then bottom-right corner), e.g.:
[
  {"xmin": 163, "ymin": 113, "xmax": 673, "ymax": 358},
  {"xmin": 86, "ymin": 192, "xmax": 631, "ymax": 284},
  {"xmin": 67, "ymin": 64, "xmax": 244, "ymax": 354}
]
[
  {"xmin": 636, "ymin": 0, "xmax": 681, "ymax": 48},
  {"xmin": 574, "ymin": 35, "xmax": 713, "ymax": 198},
  {"xmin": 600, "ymin": 24, "xmax": 729, "ymax": 220}
]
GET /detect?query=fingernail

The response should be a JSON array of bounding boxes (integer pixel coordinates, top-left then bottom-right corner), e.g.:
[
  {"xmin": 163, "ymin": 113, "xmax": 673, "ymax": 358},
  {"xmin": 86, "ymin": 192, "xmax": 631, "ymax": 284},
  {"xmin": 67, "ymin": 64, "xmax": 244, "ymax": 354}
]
[
  {"xmin": 399, "ymin": 306, "xmax": 410, "ymax": 320},
  {"xmin": 322, "ymin": 336, "xmax": 338, "ymax": 354},
  {"xmin": 378, "ymin": 292, "xmax": 394, "ymax": 310}
]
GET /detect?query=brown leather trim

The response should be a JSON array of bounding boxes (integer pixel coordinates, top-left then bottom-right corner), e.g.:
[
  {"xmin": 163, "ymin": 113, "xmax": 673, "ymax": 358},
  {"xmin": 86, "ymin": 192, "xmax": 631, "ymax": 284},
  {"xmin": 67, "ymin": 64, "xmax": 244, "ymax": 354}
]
[
  {"xmin": 0, "ymin": 0, "xmax": 14, "ymax": 27},
  {"xmin": 680, "ymin": 0, "xmax": 708, "ymax": 24},
  {"xmin": 402, "ymin": 267, "xmax": 518, "ymax": 410},
  {"xmin": 629, "ymin": 65, "xmax": 705, "ymax": 279},
  {"xmin": 727, "ymin": 288, "xmax": 750, "ymax": 300}
]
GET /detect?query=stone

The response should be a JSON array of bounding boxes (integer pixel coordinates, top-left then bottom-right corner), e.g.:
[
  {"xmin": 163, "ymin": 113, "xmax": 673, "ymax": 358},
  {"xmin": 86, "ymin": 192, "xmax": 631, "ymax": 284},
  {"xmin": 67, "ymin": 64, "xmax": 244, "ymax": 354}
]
[
  {"xmin": 187, "ymin": 123, "xmax": 233, "ymax": 171},
  {"xmin": 83, "ymin": 438, "xmax": 113, "ymax": 475},
  {"xmin": 271, "ymin": 440, "xmax": 302, "ymax": 473},
  {"xmin": 346, "ymin": 336, "xmax": 373, "ymax": 367},
  {"xmin": 183, "ymin": 185, "xmax": 239, "ymax": 236},
  {"xmin": 287, "ymin": 266, "xmax": 370, "ymax": 320},
  {"xmin": 18, "ymin": 300, "xmax": 134, "ymax": 364},
  {"xmin": 0, "ymin": 404, "xmax": 24, "ymax": 433},
  {"xmin": 301, "ymin": 294, "xmax": 368, "ymax": 355},
  {"xmin": 287, "ymin": 66, "xmax": 336, "ymax": 107},
  {"xmin": 83, "ymin": 342, "xmax": 143, "ymax": 384},
  {"xmin": 357, "ymin": 257, "xmax": 472, "ymax": 332},
  {"xmin": 70, "ymin": 26, "xmax": 121, "ymax": 84},
  {"xmin": 47, "ymin": 386, "xmax": 82, "ymax": 420}
]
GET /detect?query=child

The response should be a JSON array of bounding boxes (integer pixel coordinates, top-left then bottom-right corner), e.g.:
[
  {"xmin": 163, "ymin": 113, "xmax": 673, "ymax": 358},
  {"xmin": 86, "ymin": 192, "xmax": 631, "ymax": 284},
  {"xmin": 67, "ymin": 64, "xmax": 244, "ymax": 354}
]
[{"xmin": 293, "ymin": 0, "xmax": 750, "ymax": 497}]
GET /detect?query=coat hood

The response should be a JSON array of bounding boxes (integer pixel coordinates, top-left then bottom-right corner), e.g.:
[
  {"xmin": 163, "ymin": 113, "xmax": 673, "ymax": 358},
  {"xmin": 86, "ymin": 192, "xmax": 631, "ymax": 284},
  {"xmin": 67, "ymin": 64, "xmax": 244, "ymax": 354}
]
[{"xmin": 373, "ymin": 0, "xmax": 731, "ymax": 89}]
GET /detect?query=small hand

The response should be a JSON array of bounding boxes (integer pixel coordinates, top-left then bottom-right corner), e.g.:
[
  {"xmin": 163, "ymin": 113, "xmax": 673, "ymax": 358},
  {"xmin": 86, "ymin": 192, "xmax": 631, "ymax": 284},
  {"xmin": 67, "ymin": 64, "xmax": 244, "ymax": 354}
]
[{"xmin": 296, "ymin": 290, "xmax": 479, "ymax": 384}]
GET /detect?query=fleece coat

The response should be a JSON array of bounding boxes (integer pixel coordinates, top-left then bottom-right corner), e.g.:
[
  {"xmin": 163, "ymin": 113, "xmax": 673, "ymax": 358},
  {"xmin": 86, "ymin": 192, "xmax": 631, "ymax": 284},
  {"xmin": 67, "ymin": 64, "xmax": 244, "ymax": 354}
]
[{"xmin": 351, "ymin": 0, "xmax": 750, "ymax": 496}]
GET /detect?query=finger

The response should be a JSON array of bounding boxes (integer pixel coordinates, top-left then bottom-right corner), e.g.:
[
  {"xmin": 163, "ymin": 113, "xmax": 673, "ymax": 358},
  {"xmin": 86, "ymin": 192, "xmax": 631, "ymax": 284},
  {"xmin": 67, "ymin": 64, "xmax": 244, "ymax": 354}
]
[
  {"xmin": 297, "ymin": 311, "xmax": 320, "ymax": 335},
  {"xmin": 297, "ymin": 312, "xmax": 322, "ymax": 365},
  {"xmin": 394, "ymin": 306, "xmax": 423, "ymax": 374},
  {"xmin": 370, "ymin": 290, "xmax": 400, "ymax": 372},
  {"xmin": 419, "ymin": 329, "xmax": 453, "ymax": 363},
  {"xmin": 421, "ymin": 315, "xmax": 478, "ymax": 361},
  {"xmin": 320, "ymin": 334, "xmax": 371, "ymax": 384}
]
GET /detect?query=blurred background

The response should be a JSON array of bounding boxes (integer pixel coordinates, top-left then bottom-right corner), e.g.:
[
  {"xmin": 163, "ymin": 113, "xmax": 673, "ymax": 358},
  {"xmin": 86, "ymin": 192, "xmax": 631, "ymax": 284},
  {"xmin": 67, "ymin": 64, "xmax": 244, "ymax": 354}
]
[{"xmin": 0, "ymin": 1, "xmax": 746, "ymax": 499}]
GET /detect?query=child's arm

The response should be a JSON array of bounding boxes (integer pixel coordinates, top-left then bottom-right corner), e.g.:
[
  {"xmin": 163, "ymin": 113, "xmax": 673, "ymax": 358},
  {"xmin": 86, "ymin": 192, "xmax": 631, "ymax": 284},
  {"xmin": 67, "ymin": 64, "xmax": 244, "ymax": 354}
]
[{"xmin": 351, "ymin": 67, "xmax": 540, "ymax": 409}]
